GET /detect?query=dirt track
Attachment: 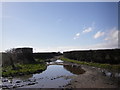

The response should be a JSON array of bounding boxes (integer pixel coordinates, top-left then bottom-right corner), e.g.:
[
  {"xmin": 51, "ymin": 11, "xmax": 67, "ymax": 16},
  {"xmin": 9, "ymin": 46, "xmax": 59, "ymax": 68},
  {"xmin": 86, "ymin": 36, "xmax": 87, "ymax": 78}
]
[{"xmin": 64, "ymin": 64, "xmax": 119, "ymax": 88}]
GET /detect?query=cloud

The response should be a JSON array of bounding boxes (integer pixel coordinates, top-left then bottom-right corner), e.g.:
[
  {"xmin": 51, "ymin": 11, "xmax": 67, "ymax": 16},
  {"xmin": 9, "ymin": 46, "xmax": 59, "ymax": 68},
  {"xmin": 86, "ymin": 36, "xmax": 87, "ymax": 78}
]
[
  {"xmin": 82, "ymin": 22, "xmax": 95, "ymax": 34},
  {"xmin": 103, "ymin": 28, "xmax": 119, "ymax": 47},
  {"xmin": 92, "ymin": 27, "xmax": 118, "ymax": 49},
  {"xmin": 94, "ymin": 31, "xmax": 105, "ymax": 39},
  {"xmin": 76, "ymin": 33, "xmax": 80, "ymax": 36},
  {"xmin": 73, "ymin": 33, "xmax": 80, "ymax": 40},
  {"xmin": 34, "ymin": 28, "xmax": 119, "ymax": 53},
  {"xmin": 82, "ymin": 27, "xmax": 92, "ymax": 33},
  {"xmin": 104, "ymin": 28, "xmax": 118, "ymax": 42},
  {"xmin": 86, "ymin": 41, "xmax": 118, "ymax": 50},
  {"xmin": 73, "ymin": 23, "xmax": 94, "ymax": 40},
  {"xmin": 33, "ymin": 41, "xmax": 118, "ymax": 53}
]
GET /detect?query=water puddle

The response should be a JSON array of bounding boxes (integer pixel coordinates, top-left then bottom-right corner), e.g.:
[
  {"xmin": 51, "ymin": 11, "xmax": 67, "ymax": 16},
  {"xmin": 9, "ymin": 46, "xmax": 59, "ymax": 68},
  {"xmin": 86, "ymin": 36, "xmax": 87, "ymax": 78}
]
[
  {"xmin": 55, "ymin": 60, "xmax": 64, "ymax": 63},
  {"xmin": 64, "ymin": 65, "xmax": 85, "ymax": 75},
  {"xmin": 2, "ymin": 59, "xmax": 85, "ymax": 88}
]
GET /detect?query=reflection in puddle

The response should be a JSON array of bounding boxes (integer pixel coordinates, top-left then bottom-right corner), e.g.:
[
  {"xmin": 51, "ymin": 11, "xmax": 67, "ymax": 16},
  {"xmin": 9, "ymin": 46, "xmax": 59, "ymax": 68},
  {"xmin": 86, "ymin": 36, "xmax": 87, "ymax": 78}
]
[
  {"xmin": 2, "ymin": 60, "xmax": 86, "ymax": 88},
  {"xmin": 55, "ymin": 60, "xmax": 64, "ymax": 63},
  {"xmin": 47, "ymin": 59, "xmax": 64, "ymax": 65},
  {"xmin": 63, "ymin": 65, "xmax": 85, "ymax": 75},
  {"xmin": 21, "ymin": 65, "xmax": 74, "ymax": 88}
]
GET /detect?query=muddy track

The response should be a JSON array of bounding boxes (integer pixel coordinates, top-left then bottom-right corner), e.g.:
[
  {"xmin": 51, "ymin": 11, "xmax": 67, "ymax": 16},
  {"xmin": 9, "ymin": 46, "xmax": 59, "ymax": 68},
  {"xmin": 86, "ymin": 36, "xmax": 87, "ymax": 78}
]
[{"xmin": 64, "ymin": 64, "xmax": 119, "ymax": 88}]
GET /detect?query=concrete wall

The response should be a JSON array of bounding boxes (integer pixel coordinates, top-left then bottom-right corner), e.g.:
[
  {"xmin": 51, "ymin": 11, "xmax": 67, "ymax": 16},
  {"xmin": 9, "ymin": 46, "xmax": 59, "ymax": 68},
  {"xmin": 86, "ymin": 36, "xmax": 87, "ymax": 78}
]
[
  {"xmin": 14, "ymin": 48, "xmax": 35, "ymax": 64},
  {"xmin": 63, "ymin": 49, "xmax": 120, "ymax": 64}
]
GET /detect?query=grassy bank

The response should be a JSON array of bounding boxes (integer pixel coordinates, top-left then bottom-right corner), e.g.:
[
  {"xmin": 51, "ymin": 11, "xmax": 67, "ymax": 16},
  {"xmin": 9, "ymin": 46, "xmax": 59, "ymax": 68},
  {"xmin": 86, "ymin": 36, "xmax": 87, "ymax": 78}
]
[
  {"xmin": 60, "ymin": 57, "xmax": 120, "ymax": 72},
  {"xmin": 2, "ymin": 63, "xmax": 47, "ymax": 77}
]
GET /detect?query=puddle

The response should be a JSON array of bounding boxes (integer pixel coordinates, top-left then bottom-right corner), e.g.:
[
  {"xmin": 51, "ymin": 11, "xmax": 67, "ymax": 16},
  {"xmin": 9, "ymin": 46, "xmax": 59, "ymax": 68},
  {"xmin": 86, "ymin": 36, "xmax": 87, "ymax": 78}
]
[
  {"xmin": 46, "ymin": 59, "xmax": 64, "ymax": 65},
  {"xmin": 55, "ymin": 60, "xmax": 64, "ymax": 63},
  {"xmin": 21, "ymin": 65, "xmax": 74, "ymax": 88},
  {"xmin": 64, "ymin": 65, "xmax": 85, "ymax": 75},
  {"xmin": 2, "ymin": 59, "xmax": 85, "ymax": 88}
]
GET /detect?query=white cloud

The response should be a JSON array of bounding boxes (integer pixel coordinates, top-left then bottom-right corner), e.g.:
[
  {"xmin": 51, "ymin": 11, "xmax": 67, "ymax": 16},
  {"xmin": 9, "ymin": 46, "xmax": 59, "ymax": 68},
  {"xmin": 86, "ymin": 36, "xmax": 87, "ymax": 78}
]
[
  {"xmin": 73, "ymin": 23, "xmax": 94, "ymax": 40},
  {"xmin": 94, "ymin": 31, "xmax": 105, "ymax": 39},
  {"xmin": 76, "ymin": 33, "xmax": 80, "ymax": 36},
  {"xmin": 82, "ymin": 22, "xmax": 95, "ymax": 34},
  {"xmin": 34, "ymin": 28, "xmax": 119, "ymax": 53},
  {"xmin": 103, "ymin": 28, "xmax": 119, "ymax": 48},
  {"xmin": 82, "ymin": 27, "xmax": 92, "ymax": 33},
  {"xmin": 73, "ymin": 33, "xmax": 80, "ymax": 40},
  {"xmin": 104, "ymin": 28, "xmax": 118, "ymax": 42},
  {"xmin": 86, "ymin": 42, "xmax": 118, "ymax": 50},
  {"xmin": 92, "ymin": 27, "xmax": 119, "ymax": 49}
]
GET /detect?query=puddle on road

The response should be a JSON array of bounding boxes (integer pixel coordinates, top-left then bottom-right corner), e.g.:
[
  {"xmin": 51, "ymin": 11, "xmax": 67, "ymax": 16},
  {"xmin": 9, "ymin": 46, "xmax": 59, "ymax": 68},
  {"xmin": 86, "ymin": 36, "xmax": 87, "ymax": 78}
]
[
  {"xmin": 64, "ymin": 65, "xmax": 86, "ymax": 75},
  {"xmin": 55, "ymin": 60, "xmax": 64, "ymax": 63},
  {"xmin": 2, "ymin": 60, "xmax": 85, "ymax": 88},
  {"xmin": 22, "ymin": 65, "xmax": 74, "ymax": 88}
]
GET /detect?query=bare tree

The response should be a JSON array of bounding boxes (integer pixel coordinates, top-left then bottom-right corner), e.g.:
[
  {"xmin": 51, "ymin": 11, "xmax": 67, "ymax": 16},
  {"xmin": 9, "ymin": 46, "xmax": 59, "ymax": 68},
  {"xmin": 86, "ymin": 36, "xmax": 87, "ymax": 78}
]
[{"xmin": 6, "ymin": 48, "xmax": 16, "ymax": 70}]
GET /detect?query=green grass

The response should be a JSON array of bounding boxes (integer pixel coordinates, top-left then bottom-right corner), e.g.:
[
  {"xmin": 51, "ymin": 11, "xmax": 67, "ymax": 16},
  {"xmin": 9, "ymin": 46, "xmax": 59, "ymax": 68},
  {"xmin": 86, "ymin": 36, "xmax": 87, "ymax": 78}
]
[
  {"xmin": 60, "ymin": 57, "xmax": 120, "ymax": 72},
  {"xmin": 2, "ymin": 63, "xmax": 47, "ymax": 77}
]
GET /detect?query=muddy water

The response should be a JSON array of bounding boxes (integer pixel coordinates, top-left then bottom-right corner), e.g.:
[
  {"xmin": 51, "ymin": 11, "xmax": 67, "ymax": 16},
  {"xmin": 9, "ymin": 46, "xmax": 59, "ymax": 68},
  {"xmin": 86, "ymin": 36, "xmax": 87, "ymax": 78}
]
[
  {"xmin": 64, "ymin": 65, "xmax": 85, "ymax": 75},
  {"xmin": 21, "ymin": 60, "xmax": 85, "ymax": 88},
  {"xmin": 22, "ymin": 65, "xmax": 73, "ymax": 88},
  {"xmin": 2, "ymin": 60, "xmax": 85, "ymax": 88}
]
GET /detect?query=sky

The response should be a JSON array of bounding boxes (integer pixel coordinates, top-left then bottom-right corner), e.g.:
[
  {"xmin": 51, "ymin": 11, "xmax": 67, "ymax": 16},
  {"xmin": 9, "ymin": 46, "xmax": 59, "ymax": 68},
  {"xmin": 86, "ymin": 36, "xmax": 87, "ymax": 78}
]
[{"xmin": 1, "ymin": 2, "xmax": 119, "ymax": 52}]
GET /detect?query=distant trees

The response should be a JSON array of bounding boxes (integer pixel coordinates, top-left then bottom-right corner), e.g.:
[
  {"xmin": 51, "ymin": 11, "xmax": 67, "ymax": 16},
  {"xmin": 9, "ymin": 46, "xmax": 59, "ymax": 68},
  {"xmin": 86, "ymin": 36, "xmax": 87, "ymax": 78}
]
[
  {"xmin": 63, "ymin": 49, "xmax": 120, "ymax": 64},
  {"xmin": 33, "ymin": 52, "xmax": 63, "ymax": 60}
]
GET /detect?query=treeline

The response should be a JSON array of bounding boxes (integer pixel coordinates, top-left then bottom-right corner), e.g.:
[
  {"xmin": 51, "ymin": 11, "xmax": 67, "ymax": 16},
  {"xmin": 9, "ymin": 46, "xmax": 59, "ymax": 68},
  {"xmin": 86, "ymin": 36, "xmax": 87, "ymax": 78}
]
[
  {"xmin": 33, "ymin": 52, "xmax": 62, "ymax": 59},
  {"xmin": 63, "ymin": 49, "xmax": 120, "ymax": 64},
  {"xmin": 2, "ymin": 48, "xmax": 62, "ymax": 67}
]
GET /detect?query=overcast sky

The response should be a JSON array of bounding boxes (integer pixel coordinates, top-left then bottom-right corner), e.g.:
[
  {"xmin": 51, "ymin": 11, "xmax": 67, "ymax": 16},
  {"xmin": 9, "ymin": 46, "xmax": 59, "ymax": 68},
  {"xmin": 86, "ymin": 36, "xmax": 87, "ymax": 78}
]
[{"xmin": 1, "ymin": 2, "xmax": 119, "ymax": 52}]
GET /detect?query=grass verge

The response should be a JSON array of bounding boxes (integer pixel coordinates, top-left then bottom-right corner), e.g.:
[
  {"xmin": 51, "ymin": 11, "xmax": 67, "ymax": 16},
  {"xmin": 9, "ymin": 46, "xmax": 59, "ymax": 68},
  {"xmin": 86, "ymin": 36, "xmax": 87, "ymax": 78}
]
[
  {"xmin": 2, "ymin": 63, "xmax": 47, "ymax": 77},
  {"xmin": 60, "ymin": 57, "xmax": 120, "ymax": 72}
]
